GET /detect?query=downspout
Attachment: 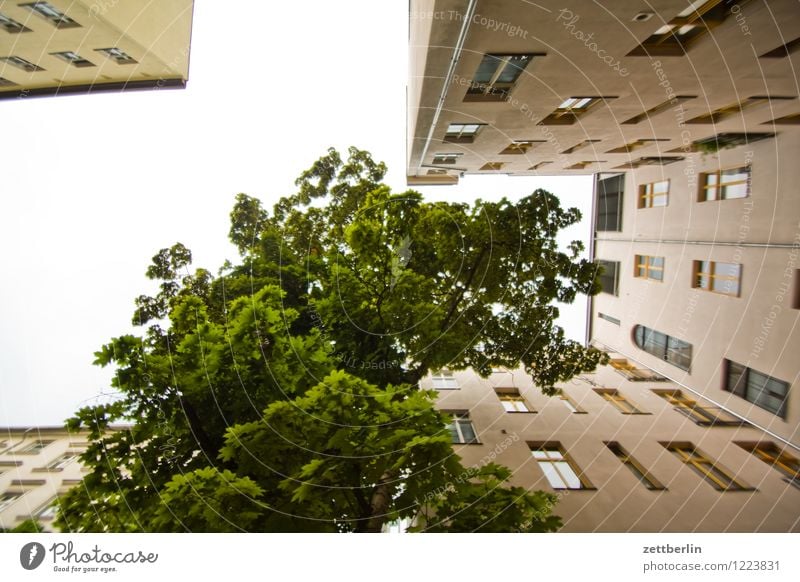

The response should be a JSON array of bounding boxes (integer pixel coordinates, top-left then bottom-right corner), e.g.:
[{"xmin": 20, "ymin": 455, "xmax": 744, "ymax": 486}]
[{"xmin": 415, "ymin": 0, "xmax": 478, "ymax": 177}]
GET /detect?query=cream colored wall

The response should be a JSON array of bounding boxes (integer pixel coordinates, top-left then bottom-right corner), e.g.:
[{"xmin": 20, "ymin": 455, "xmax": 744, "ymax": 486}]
[
  {"xmin": 426, "ymin": 365, "xmax": 800, "ymax": 532},
  {"xmin": 0, "ymin": 429, "xmax": 88, "ymax": 532},
  {"xmin": 0, "ymin": 0, "xmax": 192, "ymax": 94}
]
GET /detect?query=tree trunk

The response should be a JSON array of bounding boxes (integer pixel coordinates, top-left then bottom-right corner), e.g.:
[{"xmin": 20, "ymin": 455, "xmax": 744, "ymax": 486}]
[{"xmin": 358, "ymin": 471, "xmax": 394, "ymax": 533}]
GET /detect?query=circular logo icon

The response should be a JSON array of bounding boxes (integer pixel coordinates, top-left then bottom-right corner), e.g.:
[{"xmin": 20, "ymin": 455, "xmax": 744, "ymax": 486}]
[{"xmin": 20, "ymin": 542, "xmax": 46, "ymax": 570}]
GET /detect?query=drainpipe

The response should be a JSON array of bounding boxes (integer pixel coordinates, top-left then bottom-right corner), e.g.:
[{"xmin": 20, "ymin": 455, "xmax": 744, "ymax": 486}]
[{"xmin": 415, "ymin": 0, "xmax": 478, "ymax": 177}]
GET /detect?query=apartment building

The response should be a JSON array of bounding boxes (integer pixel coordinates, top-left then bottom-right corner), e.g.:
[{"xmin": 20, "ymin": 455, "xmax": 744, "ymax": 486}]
[
  {"xmin": 426, "ymin": 364, "xmax": 799, "ymax": 532},
  {"xmin": 407, "ymin": 0, "xmax": 799, "ymax": 446},
  {"xmin": 407, "ymin": 0, "xmax": 799, "ymax": 183},
  {"xmin": 0, "ymin": 426, "xmax": 89, "ymax": 531},
  {"xmin": 0, "ymin": 0, "xmax": 193, "ymax": 100}
]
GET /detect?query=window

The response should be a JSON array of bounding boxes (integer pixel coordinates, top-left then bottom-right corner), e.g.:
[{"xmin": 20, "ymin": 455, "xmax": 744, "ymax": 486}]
[
  {"xmin": 0, "ymin": 12, "xmax": 31, "ymax": 33},
  {"xmin": 562, "ymin": 139, "xmax": 601, "ymax": 154},
  {"xmin": 0, "ymin": 491, "xmax": 23, "ymax": 511},
  {"xmin": 633, "ymin": 325, "xmax": 692, "ymax": 371},
  {"xmin": 693, "ymin": 260, "xmax": 741, "ymax": 296},
  {"xmin": 20, "ymin": 2, "xmax": 80, "ymax": 28},
  {"xmin": 692, "ymin": 132, "xmax": 773, "ymax": 152},
  {"xmin": 723, "ymin": 360, "xmax": 789, "ymax": 418},
  {"xmin": 622, "ymin": 96, "xmax": 696, "ymax": 125},
  {"xmin": 530, "ymin": 443, "xmax": 591, "ymax": 490},
  {"xmin": 595, "ymin": 174, "xmax": 623, "ymax": 231},
  {"xmin": 464, "ymin": 54, "xmax": 535, "ymax": 102},
  {"xmin": 627, "ymin": 1, "xmax": 737, "ymax": 56},
  {"xmin": 500, "ymin": 140, "xmax": 542, "ymax": 155},
  {"xmin": 687, "ymin": 97, "xmax": 791, "ymax": 124},
  {"xmin": 0, "ymin": 76, "xmax": 16, "ymax": 87},
  {"xmin": 594, "ymin": 389, "xmax": 647, "ymax": 414},
  {"xmin": 35, "ymin": 498, "xmax": 58, "ymax": 521},
  {"xmin": 664, "ymin": 442, "xmax": 749, "ymax": 490},
  {"xmin": 530, "ymin": 161, "xmax": 552, "ymax": 170},
  {"xmin": 638, "ymin": 180, "xmax": 669, "ymax": 208},
  {"xmin": 431, "ymin": 369, "xmax": 458, "ymax": 389},
  {"xmin": 653, "ymin": 389, "xmax": 744, "ymax": 426},
  {"xmin": 479, "ymin": 162, "xmax": 504, "ymax": 171},
  {"xmin": 616, "ymin": 156, "xmax": 684, "ymax": 169},
  {"xmin": 443, "ymin": 123, "xmax": 484, "ymax": 143},
  {"xmin": 495, "ymin": 389, "xmax": 533, "ymax": 412},
  {"xmin": 557, "ymin": 391, "xmax": 585, "ymax": 413},
  {"xmin": 431, "ymin": 153, "xmax": 462, "ymax": 164},
  {"xmin": 793, "ymin": 270, "xmax": 800, "ymax": 309},
  {"xmin": 14, "ymin": 440, "xmax": 53, "ymax": 454},
  {"xmin": 45, "ymin": 453, "xmax": 79, "ymax": 471},
  {"xmin": 699, "ymin": 166, "xmax": 750, "ymax": 201},
  {"xmin": 610, "ymin": 358, "xmax": 668, "ymax": 382},
  {"xmin": 598, "ymin": 312, "xmax": 621, "ymax": 325},
  {"xmin": 50, "ymin": 51, "xmax": 94, "ymax": 68},
  {"xmin": 760, "ymin": 36, "xmax": 800, "ymax": 58},
  {"xmin": 95, "ymin": 47, "xmax": 137, "ymax": 64},
  {"xmin": 0, "ymin": 56, "xmax": 44, "ymax": 72},
  {"xmin": 736, "ymin": 442, "xmax": 799, "ymax": 485},
  {"xmin": 635, "ymin": 255, "xmax": 664, "ymax": 281},
  {"xmin": 597, "ymin": 260, "xmax": 619, "ymax": 296},
  {"xmin": 445, "ymin": 411, "xmax": 478, "ymax": 444},
  {"xmin": 606, "ymin": 442, "xmax": 665, "ymax": 490},
  {"xmin": 539, "ymin": 96, "xmax": 609, "ymax": 125}
]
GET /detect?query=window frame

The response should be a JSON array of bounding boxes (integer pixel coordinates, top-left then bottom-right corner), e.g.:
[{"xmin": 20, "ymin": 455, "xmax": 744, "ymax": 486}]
[
  {"xmin": 0, "ymin": 12, "xmax": 31, "ymax": 33},
  {"xmin": 14, "ymin": 440, "xmax": 54, "ymax": 454},
  {"xmin": 723, "ymin": 360, "xmax": 788, "ymax": 418},
  {"xmin": 464, "ymin": 53, "xmax": 537, "ymax": 102},
  {"xmin": 557, "ymin": 390, "xmax": 586, "ymax": 414},
  {"xmin": 627, "ymin": 0, "xmax": 735, "ymax": 57},
  {"xmin": 530, "ymin": 443, "xmax": 593, "ymax": 490},
  {"xmin": 594, "ymin": 388, "xmax": 648, "ymax": 415},
  {"xmin": 0, "ymin": 491, "xmax": 24, "ymax": 511},
  {"xmin": 633, "ymin": 325, "xmax": 692, "ymax": 372},
  {"xmin": 495, "ymin": 388, "xmax": 534, "ymax": 413},
  {"xmin": 736, "ymin": 442, "xmax": 799, "ymax": 486},
  {"xmin": 634, "ymin": 255, "xmax": 665, "ymax": 282},
  {"xmin": 597, "ymin": 260, "xmax": 620, "ymax": 296},
  {"xmin": 699, "ymin": 166, "xmax": 750, "ymax": 201},
  {"xmin": 606, "ymin": 441, "xmax": 665, "ymax": 490},
  {"xmin": 692, "ymin": 260, "xmax": 741, "ymax": 296},
  {"xmin": 445, "ymin": 411, "xmax": 479, "ymax": 444},
  {"xmin": 431, "ymin": 369, "xmax": 459, "ymax": 390},
  {"xmin": 19, "ymin": 1, "xmax": 81, "ymax": 28},
  {"xmin": 664, "ymin": 442, "xmax": 751, "ymax": 491},
  {"xmin": 638, "ymin": 180, "xmax": 670, "ymax": 208}
]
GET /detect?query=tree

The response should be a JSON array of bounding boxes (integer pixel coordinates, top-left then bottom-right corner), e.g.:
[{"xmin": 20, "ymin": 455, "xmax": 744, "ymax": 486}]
[{"xmin": 56, "ymin": 147, "xmax": 604, "ymax": 533}]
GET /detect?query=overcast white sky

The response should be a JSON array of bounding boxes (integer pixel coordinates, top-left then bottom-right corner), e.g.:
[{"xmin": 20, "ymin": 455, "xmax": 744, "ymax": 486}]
[{"xmin": 0, "ymin": 1, "xmax": 592, "ymax": 427}]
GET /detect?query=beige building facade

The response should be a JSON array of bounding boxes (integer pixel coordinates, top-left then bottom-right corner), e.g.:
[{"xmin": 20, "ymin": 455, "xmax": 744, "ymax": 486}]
[
  {"xmin": 0, "ymin": 426, "xmax": 90, "ymax": 531},
  {"xmin": 410, "ymin": 0, "xmax": 799, "ymax": 531},
  {"xmin": 0, "ymin": 0, "xmax": 193, "ymax": 99},
  {"xmin": 427, "ymin": 363, "xmax": 800, "ymax": 532}
]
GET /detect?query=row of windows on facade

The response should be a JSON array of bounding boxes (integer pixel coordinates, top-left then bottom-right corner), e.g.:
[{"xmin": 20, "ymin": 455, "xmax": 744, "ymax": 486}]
[
  {"xmin": 434, "ymin": 356, "xmax": 790, "ymax": 420},
  {"xmin": 596, "ymin": 165, "xmax": 756, "ymax": 235},
  {"xmin": 432, "ymin": 137, "xmax": 788, "ymax": 175},
  {"xmin": 0, "ymin": 441, "xmax": 81, "ymax": 470},
  {"xmin": 444, "ymin": 422, "xmax": 799, "ymax": 493},
  {"xmin": 599, "ymin": 257, "xmax": 747, "ymax": 295},
  {"xmin": 0, "ymin": 3, "xmax": 136, "ymax": 86},
  {"xmin": 0, "ymin": 474, "xmax": 79, "ymax": 522},
  {"xmin": 457, "ymin": 1, "xmax": 798, "ymax": 105}
]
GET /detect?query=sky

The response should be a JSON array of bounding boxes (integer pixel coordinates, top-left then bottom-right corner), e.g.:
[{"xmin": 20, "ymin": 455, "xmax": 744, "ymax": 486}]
[{"xmin": 0, "ymin": 1, "xmax": 592, "ymax": 427}]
